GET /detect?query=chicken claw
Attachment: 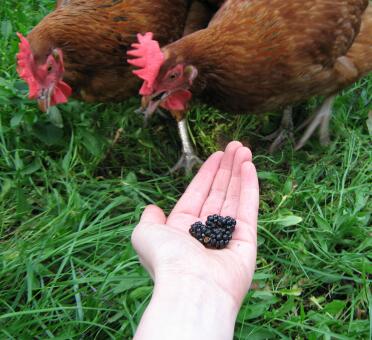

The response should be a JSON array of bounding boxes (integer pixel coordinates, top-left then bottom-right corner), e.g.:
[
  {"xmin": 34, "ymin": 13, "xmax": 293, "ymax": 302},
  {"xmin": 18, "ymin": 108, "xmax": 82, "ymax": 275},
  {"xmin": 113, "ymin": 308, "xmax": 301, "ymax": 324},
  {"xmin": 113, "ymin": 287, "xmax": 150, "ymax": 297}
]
[
  {"xmin": 171, "ymin": 152, "xmax": 203, "ymax": 174},
  {"xmin": 295, "ymin": 95, "xmax": 335, "ymax": 150},
  {"xmin": 264, "ymin": 106, "xmax": 294, "ymax": 153},
  {"xmin": 170, "ymin": 119, "xmax": 202, "ymax": 174}
]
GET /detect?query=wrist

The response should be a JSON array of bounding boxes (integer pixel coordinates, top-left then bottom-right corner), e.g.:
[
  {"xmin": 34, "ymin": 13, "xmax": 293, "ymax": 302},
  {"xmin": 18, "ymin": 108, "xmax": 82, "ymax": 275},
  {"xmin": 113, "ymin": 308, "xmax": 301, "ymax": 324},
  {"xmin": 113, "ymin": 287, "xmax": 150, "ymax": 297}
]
[
  {"xmin": 134, "ymin": 276, "xmax": 240, "ymax": 340},
  {"xmin": 155, "ymin": 274, "xmax": 242, "ymax": 314}
]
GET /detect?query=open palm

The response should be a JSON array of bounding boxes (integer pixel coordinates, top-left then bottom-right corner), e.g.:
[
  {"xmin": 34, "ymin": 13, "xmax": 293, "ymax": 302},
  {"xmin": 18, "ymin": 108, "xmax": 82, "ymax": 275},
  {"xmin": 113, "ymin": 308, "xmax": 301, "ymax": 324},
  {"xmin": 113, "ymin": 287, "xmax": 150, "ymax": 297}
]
[{"xmin": 132, "ymin": 141, "xmax": 259, "ymax": 305}]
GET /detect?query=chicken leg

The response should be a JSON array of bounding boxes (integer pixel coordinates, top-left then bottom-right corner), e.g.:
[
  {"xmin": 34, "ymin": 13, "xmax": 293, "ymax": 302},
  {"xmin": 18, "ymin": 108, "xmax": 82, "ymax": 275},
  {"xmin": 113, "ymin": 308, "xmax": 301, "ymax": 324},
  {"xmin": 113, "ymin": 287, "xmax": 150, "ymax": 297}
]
[
  {"xmin": 171, "ymin": 119, "xmax": 202, "ymax": 174},
  {"xmin": 264, "ymin": 106, "xmax": 294, "ymax": 153},
  {"xmin": 166, "ymin": 1, "xmax": 214, "ymax": 174},
  {"xmin": 295, "ymin": 95, "xmax": 336, "ymax": 150}
]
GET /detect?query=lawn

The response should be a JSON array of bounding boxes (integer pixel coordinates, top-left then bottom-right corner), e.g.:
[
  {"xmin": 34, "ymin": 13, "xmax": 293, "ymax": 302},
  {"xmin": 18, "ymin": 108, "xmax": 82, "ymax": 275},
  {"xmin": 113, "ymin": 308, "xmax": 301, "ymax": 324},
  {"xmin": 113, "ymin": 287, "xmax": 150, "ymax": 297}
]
[{"xmin": 0, "ymin": 1, "xmax": 371, "ymax": 338}]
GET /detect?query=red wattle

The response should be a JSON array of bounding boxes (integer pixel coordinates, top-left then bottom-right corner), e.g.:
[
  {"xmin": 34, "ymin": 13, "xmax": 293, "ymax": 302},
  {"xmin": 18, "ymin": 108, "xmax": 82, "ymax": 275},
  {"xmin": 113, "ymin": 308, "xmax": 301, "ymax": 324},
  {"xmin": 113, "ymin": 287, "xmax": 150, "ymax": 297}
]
[
  {"xmin": 162, "ymin": 90, "xmax": 192, "ymax": 111},
  {"xmin": 51, "ymin": 81, "xmax": 72, "ymax": 106}
]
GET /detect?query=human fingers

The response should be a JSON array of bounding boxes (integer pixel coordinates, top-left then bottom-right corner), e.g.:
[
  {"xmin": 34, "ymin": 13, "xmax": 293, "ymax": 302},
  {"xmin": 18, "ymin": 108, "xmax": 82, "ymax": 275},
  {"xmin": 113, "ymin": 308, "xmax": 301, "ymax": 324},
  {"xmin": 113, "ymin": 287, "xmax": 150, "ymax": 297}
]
[
  {"xmin": 233, "ymin": 161, "xmax": 259, "ymax": 243},
  {"xmin": 199, "ymin": 141, "xmax": 242, "ymax": 217},
  {"xmin": 219, "ymin": 147, "xmax": 252, "ymax": 218},
  {"xmin": 168, "ymin": 150, "xmax": 224, "ymax": 218},
  {"xmin": 140, "ymin": 204, "xmax": 167, "ymax": 224},
  {"xmin": 132, "ymin": 205, "xmax": 167, "ymax": 279}
]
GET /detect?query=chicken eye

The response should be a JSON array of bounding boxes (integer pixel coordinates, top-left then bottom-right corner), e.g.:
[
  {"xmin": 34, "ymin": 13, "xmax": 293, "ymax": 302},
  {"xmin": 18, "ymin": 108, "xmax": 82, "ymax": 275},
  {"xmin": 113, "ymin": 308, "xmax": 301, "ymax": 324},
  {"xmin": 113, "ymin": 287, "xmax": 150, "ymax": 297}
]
[
  {"xmin": 168, "ymin": 72, "xmax": 179, "ymax": 81},
  {"xmin": 47, "ymin": 65, "xmax": 53, "ymax": 73}
]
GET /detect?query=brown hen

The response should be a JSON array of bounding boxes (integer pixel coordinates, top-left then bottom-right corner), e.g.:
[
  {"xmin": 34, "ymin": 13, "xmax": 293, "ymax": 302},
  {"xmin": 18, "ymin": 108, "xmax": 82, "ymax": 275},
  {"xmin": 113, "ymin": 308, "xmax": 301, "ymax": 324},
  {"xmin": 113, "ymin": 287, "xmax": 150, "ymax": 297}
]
[
  {"xmin": 17, "ymin": 0, "xmax": 191, "ymax": 112},
  {"xmin": 183, "ymin": 1, "xmax": 223, "ymax": 36},
  {"xmin": 131, "ymin": 0, "xmax": 372, "ymax": 171}
]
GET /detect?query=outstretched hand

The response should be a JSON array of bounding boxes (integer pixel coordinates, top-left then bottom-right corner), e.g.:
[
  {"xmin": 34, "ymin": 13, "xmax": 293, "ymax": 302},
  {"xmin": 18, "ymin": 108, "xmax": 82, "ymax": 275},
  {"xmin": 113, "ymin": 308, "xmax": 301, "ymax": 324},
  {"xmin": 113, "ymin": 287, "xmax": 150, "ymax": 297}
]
[{"xmin": 132, "ymin": 141, "xmax": 259, "ymax": 307}]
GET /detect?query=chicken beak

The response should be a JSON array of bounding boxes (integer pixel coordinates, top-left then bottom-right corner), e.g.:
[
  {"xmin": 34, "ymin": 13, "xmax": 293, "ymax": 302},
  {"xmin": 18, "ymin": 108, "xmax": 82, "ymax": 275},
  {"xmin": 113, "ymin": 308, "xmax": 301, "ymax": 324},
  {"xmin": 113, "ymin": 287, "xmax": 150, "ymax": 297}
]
[
  {"xmin": 141, "ymin": 92, "xmax": 169, "ymax": 118},
  {"xmin": 141, "ymin": 96, "xmax": 151, "ymax": 109},
  {"xmin": 37, "ymin": 87, "xmax": 52, "ymax": 113},
  {"xmin": 144, "ymin": 99, "xmax": 162, "ymax": 117},
  {"xmin": 52, "ymin": 49, "xmax": 60, "ymax": 61}
]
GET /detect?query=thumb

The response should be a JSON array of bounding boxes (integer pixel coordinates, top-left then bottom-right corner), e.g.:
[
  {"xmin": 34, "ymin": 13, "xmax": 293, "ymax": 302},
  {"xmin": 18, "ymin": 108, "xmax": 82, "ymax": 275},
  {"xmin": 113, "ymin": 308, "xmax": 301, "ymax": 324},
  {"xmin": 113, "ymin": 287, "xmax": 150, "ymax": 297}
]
[
  {"xmin": 132, "ymin": 205, "xmax": 167, "ymax": 275},
  {"xmin": 140, "ymin": 204, "xmax": 166, "ymax": 225}
]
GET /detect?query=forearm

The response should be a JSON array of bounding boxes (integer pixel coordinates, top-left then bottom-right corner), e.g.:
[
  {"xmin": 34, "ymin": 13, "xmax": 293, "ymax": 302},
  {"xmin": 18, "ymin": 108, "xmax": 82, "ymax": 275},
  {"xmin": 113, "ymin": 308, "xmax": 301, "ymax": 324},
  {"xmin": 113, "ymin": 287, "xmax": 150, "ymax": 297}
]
[{"xmin": 134, "ymin": 277, "xmax": 239, "ymax": 340}]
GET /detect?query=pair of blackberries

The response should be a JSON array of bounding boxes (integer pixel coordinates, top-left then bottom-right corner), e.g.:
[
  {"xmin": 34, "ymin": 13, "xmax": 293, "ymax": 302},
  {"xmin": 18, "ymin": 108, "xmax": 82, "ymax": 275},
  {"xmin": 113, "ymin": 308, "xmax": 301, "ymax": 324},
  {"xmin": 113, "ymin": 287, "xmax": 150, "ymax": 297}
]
[{"xmin": 189, "ymin": 214, "xmax": 236, "ymax": 249}]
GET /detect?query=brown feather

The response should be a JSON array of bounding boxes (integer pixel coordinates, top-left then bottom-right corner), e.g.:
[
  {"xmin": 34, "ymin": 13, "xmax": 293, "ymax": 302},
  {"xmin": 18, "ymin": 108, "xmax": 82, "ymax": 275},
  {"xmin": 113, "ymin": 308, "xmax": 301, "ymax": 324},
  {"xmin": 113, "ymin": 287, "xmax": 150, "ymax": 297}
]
[
  {"xmin": 343, "ymin": 5, "xmax": 372, "ymax": 81},
  {"xmin": 183, "ymin": 1, "xmax": 218, "ymax": 36},
  {"xmin": 27, "ymin": 0, "xmax": 190, "ymax": 102},
  {"xmin": 161, "ymin": 0, "xmax": 370, "ymax": 114}
]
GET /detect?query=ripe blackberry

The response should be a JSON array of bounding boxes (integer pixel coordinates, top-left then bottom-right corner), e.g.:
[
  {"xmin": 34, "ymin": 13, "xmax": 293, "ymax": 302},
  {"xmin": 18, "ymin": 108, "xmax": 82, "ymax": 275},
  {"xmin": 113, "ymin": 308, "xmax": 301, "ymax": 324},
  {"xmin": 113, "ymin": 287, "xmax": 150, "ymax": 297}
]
[
  {"xmin": 189, "ymin": 215, "xmax": 236, "ymax": 250},
  {"xmin": 207, "ymin": 215, "xmax": 214, "ymax": 223},
  {"xmin": 206, "ymin": 220, "xmax": 214, "ymax": 228}
]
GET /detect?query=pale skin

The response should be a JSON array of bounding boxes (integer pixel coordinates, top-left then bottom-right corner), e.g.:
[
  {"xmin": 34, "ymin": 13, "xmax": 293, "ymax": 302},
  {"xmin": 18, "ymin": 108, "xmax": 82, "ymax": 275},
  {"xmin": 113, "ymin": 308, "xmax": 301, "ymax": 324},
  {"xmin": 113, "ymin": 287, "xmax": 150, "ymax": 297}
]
[{"xmin": 132, "ymin": 141, "xmax": 260, "ymax": 340}]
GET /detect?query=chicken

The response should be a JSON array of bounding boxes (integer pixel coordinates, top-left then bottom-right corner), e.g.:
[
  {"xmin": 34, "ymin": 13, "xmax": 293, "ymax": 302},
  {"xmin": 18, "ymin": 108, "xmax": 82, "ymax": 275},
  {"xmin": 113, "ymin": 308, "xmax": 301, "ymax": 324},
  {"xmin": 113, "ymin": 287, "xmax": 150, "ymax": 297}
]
[
  {"xmin": 16, "ymin": 0, "xmax": 191, "ymax": 112},
  {"xmin": 183, "ymin": 1, "xmax": 220, "ymax": 36},
  {"xmin": 128, "ymin": 0, "xmax": 372, "ymax": 172}
]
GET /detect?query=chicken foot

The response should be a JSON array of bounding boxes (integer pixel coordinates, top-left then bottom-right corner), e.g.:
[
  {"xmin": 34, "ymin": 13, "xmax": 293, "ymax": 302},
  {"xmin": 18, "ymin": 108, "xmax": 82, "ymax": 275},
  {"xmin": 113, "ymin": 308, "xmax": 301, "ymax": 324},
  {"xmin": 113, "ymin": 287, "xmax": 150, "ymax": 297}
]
[
  {"xmin": 294, "ymin": 95, "xmax": 335, "ymax": 150},
  {"xmin": 166, "ymin": 0, "xmax": 213, "ymax": 174},
  {"xmin": 264, "ymin": 106, "xmax": 294, "ymax": 153},
  {"xmin": 171, "ymin": 119, "xmax": 202, "ymax": 174}
]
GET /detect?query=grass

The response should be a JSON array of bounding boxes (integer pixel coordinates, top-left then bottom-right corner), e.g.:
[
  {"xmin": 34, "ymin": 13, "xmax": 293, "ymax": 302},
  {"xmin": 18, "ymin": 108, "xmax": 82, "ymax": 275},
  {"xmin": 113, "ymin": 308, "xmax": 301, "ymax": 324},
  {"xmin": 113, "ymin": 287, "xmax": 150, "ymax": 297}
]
[{"xmin": 0, "ymin": 0, "xmax": 371, "ymax": 338}]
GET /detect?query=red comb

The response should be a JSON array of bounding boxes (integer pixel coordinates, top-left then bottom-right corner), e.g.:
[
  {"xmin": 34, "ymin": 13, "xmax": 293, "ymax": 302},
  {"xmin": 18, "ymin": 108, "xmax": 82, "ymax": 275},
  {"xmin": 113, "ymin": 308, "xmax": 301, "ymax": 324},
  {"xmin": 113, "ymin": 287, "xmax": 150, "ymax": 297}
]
[
  {"xmin": 127, "ymin": 32, "xmax": 165, "ymax": 96},
  {"xmin": 16, "ymin": 33, "xmax": 39, "ymax": 99}
]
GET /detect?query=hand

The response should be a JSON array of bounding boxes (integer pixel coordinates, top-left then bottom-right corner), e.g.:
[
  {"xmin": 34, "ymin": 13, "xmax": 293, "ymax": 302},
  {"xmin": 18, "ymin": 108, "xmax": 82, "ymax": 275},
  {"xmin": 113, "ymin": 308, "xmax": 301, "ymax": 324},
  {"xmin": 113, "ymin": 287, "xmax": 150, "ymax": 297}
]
[{"xmin": 132, "ymin": 141, "xmax": 259, "ymax": 340}]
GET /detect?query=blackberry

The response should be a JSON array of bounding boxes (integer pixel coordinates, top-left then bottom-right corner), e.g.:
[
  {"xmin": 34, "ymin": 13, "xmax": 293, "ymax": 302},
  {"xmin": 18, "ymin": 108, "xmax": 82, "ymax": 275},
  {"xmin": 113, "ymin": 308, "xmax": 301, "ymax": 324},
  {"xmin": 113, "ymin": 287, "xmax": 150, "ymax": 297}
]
[
  {"xmin": 225, "ymin": 216, "xmax": 236, "ymax": 227},
  {"xmin": 216, "ymin": 215, "xmax": 225, "ymax": 227},
  {"xmin": 206, "ymin": 220, "xmax": 214, "ymax": 228},
  {"xmin": 189, "ymin": 215, "xmax": 237, "ymax": 250},
  {"xmin": 211, "ymin": 214, "xmax": 219, "ymax": 224}
]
